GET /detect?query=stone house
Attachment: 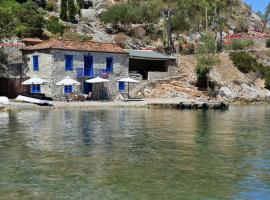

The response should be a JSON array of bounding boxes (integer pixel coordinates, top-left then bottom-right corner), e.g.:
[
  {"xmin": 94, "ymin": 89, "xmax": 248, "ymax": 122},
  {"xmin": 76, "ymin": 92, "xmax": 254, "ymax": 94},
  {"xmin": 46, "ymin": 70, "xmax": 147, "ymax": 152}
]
[{"xmin": 21, "ymin": 39, "xmax": 129, "ymax": 100}]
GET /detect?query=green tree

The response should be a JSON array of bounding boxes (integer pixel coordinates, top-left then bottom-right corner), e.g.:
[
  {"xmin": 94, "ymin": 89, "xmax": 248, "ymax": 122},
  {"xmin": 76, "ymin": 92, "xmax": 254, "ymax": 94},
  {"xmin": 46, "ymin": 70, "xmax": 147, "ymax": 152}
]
[
  {"xmin": 60, "ymin": 0, "xmax": 68, "ymax": 21},
  {"xmin": 0, "ymin": 9, "xmax": 14, "ymax": 38},
  {"xmin": 196, "ymin": 33, "xmax": 219, "ymax": 89},
  {"xmin": 67, "ymin": 0, "xmax": 76, "ymax": 23},
  {"xmin": 16, "ymin": 0, "xmax": 45, "ymax": 37}
]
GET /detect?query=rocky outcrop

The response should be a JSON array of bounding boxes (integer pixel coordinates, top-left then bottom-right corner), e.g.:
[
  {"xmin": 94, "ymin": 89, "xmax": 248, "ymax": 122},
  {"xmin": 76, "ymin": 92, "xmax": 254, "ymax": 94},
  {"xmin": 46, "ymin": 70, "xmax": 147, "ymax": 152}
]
[{"xmin": 219, "ymin": 87, "xmax": 236, "ymax": 101}]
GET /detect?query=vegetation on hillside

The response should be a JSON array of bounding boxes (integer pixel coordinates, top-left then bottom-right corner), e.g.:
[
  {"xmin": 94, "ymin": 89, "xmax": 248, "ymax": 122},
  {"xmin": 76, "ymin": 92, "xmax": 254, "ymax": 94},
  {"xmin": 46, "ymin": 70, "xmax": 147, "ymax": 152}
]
[
  {"xmin": 100, "ymin": 0, "xmax": 241, "ymax": 52},
  {"xmin": 60, "ymin": 0, "xmax": 82, "ymax": 23},
  {"xmin": 0, "ymin": 0, "xmax": 45, "ymax": 38},
  {"xmin": 230, "ymin": 52, "xmax": 270, "ymax": 89},
  {"xmin": 196, "ymin": 32, "xmax": 219, "ymax": 89}
]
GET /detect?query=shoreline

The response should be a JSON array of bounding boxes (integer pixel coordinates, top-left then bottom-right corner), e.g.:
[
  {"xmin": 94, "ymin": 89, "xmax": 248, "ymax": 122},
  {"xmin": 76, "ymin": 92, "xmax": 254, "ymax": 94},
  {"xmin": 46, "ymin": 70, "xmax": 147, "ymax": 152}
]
[
  {"xmin": 0, "ymin": 98, "xmax": 230, "ymax": 111},
  {"xmin": 2, "ymin": 98, "xmax": 270, "ymax": 112}
]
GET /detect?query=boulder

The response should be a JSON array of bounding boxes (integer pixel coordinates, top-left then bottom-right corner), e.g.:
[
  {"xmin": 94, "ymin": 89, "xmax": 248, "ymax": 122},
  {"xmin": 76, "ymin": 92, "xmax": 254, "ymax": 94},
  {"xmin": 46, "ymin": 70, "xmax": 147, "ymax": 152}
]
[
  {"xmin": 219, "ymin": 87, "xmax": 236, "ymax": 100},
  {"xmin": 0, "ymin": 97, "xmax": 9, "ymax": 105},
  {"xmin": 237, "ymin": 83, "xmax": 270, "ymax": 101},
  {"xmin": 81, "ymin": 9, "xmax": 96, "ymax": 21}
]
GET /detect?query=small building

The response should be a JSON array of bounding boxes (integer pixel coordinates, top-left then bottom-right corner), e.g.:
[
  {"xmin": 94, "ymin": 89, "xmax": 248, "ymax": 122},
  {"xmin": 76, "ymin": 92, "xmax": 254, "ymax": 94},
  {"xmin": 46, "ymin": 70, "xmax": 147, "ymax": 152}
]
[
  {"xmin": 126, "ymin": 49, "xmax": 177, "ymax": 80},
  {"xmin": 21, "ymin": 39, "xmax": 129, "ymax": 100},
  {"xmin": 0, "ymin": 42, "xmax": 27, "ymax": 98}
]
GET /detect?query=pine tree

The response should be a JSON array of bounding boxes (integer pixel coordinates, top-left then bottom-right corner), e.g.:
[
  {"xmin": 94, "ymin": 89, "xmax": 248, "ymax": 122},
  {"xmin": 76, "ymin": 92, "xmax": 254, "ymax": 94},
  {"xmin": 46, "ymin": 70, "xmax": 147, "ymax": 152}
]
[
  {"xmin": 68, "ymin": 0, "xmax": 76, "ymax": 23},
  {"xmin": 60, "ymin": 0, "xmax": 68, "ymax": 21}
]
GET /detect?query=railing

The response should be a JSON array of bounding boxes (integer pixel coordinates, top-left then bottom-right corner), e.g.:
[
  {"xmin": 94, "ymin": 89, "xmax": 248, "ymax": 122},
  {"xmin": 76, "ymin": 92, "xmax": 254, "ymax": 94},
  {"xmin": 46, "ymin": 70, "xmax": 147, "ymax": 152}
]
[{"xmin": 76, "ymin": 68, "xmax": 110, "ymax": 79}]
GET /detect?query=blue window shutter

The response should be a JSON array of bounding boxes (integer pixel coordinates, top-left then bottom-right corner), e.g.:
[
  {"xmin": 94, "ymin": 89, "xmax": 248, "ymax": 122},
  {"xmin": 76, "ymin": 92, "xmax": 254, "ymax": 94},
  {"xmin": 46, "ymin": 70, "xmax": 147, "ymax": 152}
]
[
  {"xmin": 32, "ymin": 84, "xmax": 41, "ymax": 93},
  {"xmin": 106, "ymin": 57, "xmax": 113, "ymax": 73},
  {"xmin": 64, "ymin": 85, "xmax": 73, "ymax": 94},
  {"xmin": 65, "ymin": 55, "xmax": 73, "ymax": 71},
  {"xmin": 33, "ymin": 56, "xmax": 39, "ymax": 71},
  {"xmin": 118, "ymin": 82, "xmax": 125, "ymax": 91}
]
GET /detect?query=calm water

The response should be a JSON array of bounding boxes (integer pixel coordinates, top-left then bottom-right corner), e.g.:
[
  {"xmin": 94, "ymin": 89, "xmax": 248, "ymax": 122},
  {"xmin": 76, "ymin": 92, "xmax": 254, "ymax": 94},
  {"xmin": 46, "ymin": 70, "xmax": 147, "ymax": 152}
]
[{"xmin": 1, "ymin": 106, "xmax": 270, "ymax": 200}]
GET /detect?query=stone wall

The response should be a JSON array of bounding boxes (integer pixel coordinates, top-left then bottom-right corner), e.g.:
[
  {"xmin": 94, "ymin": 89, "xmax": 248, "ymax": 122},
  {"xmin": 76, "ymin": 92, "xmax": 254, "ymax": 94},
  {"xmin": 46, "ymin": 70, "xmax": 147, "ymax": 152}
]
[
  {"xmin": 148, "ymin": 72, "xmax": 171, "ymax": 80},
  {"xmin": 24, "ymin": 49, "xmax": 129, "ymax": 100},
  {"xmin": 23, "ymin": 50, "xmax": 53, "ymax": 96}
]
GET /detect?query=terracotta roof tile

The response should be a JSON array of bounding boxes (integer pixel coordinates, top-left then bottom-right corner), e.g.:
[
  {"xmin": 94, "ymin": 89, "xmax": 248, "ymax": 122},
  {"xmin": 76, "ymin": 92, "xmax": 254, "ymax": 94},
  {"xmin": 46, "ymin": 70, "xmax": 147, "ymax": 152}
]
[
  {"xmin": 22, "ymin": 38, "xmax": 43, "ymax": 43},
  {"xmin": 22, "ymin": 39, "xmax": 127, "ymax": 54}
]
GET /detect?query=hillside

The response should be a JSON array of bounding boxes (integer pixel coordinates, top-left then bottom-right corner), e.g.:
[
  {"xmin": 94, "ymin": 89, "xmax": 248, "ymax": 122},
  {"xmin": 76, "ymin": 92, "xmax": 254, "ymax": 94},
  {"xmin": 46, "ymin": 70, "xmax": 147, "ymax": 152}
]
[
  {"xmin": 0, "ymin": 0, "xmax": 265, "ymax": 48},
  {"xmin": 134, "ymin": 53, "xmax": 270, "ymax": 102}
]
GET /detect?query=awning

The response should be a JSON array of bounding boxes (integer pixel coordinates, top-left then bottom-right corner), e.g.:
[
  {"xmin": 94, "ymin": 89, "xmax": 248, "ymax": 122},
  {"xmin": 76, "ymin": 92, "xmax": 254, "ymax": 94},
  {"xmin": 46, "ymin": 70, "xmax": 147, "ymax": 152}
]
[
  {"xmin": 22, "ymin": 76, "xmax": 49, "ymax": 85},
  {"xmin": 56, "ymin": 76, "xmax": 80, "ymax": 86},
  {"xmin": 125, "ymin": 49, "xmax": 175, "ymax": 60}
]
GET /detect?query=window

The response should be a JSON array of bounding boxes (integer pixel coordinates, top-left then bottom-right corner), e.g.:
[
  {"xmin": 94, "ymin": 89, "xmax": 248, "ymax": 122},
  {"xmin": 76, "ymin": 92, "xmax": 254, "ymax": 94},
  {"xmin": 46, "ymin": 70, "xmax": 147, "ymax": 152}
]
[
  {"xmin": 65, "ymin": 55, "xmax": 73, "ymax": 71},
  {"xmin": 118, "ymin": 82, "xmax": 125, "ymax": 92},
  {"xmin": 33, "ymin": 55, "xmax": 39, "ymax": 71},
  {"xmin": 64, "ymin": 85, "xmax": 73, "ymax": 94},
  {"xmin": 31, "ymin": 84, "xmax": 41, "ymax": 93},
  {"xmin": 106, "ymin": 57, "xmax": 113, "ymax": 73}
]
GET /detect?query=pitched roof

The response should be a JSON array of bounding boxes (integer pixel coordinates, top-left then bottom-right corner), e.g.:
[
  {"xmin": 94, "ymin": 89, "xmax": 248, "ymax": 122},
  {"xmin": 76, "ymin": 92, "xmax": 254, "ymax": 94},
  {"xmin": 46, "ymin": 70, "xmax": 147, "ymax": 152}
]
[
  {"xmin": 22, "ymin": 38, "xmax": 43, "ymax": 43},
  {"xmin": 22, "ymin": 39, "xmax": 127, "ymax": 54}
]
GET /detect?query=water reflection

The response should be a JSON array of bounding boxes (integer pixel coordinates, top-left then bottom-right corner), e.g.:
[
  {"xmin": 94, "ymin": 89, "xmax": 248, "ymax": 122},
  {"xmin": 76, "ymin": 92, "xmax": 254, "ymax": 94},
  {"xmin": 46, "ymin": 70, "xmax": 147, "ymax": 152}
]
[{"xmin": 1, "ymin": 106, "xmax": 270, "ymax": 199}]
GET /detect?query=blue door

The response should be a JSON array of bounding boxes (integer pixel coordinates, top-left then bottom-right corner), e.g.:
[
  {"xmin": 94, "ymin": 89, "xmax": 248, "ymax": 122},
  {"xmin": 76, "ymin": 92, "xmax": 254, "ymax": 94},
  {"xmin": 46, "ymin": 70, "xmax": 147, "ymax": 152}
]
[
  {"xmin": 83, "ymin": 82, "xmax": 92, "ymax": 94},
  {"xmin": 84, "ymin": 56, "xmax": 93, "ymax": 77}
]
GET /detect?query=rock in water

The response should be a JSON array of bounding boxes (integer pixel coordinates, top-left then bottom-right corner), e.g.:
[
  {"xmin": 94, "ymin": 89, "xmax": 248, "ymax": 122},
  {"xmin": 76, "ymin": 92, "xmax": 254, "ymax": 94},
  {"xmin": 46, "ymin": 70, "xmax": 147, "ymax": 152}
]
[{"xmin": 0, "ymin": 97, "xmax": 9, "ymax": 105}]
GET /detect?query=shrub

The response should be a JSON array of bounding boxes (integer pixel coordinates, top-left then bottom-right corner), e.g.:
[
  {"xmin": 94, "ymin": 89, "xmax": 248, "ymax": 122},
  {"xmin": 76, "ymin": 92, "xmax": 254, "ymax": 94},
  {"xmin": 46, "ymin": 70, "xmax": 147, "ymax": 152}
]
[
  {"xmin": 196, "ymin": 65, "xmax": 211, "ymax": 88},
  {"xmin": 266, "ymin": 38, "xmax": 270, "ymax": 48},
  {"xmin": 46, "ymin": 16, "xmax": 65, "ymax": 35},
  {"xmin": 100, "ymin": 1, "xmax": 160, "ymax": 26},
  {"xmin": 229, "ymin": 52, "xmax": 256, "ymax": 73},
  {"xmin": 265, "ymin": 73, "xmax": 270, "ymax": 90},
  {"xmin": 230, "ymin": 39, "xmax": 254, "ymax": 50},
  {"xmin": 230, "ymin": 52, "xmax": 270, "ymax": 90}
]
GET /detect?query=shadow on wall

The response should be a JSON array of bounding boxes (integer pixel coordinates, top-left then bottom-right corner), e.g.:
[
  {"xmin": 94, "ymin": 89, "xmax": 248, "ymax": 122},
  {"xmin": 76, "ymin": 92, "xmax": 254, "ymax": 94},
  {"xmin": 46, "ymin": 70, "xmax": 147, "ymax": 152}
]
[{"xmin": 0, "ymin": 78, "xmax": 29, "ymax": 98}]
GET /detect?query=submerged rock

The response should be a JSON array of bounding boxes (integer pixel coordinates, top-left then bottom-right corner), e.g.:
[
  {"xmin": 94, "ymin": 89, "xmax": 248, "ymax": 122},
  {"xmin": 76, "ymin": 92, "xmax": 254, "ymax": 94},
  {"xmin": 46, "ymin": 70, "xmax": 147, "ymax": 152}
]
[{"xmin": 178, "ymin": 101, "xmax": 229, "ymax": 110}]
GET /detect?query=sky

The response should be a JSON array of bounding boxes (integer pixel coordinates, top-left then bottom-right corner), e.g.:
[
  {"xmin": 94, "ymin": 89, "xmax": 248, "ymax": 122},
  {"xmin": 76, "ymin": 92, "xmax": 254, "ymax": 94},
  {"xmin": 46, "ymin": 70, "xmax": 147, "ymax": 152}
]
[{"xmin": 244, "ymin": 0, "xmax": 268, "ymax": 13}]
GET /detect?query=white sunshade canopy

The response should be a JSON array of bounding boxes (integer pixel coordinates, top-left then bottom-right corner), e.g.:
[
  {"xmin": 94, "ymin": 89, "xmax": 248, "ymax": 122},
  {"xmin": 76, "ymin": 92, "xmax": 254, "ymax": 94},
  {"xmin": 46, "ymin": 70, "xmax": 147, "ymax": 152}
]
[
  {"xmin": 56, "ymin": 76, "xmax": 80, "ymax": 86},
  {"xmin": 118, "ymin": 77, "xmax": 140, "ymax": 83},
  {"xmin": 86, "ymin": 76, "xmax": 110, "ymax": 83},
  {"xmin": 22, "ymin": 76, "xmax": 49, "ymax": 85}
]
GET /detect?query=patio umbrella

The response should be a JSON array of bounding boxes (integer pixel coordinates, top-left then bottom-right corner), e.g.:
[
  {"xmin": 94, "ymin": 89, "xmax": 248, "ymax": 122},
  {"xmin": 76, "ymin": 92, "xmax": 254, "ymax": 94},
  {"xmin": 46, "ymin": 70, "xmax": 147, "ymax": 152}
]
[
  {"xmin": 56, "ymin": 76, "xmax": 80, "ymax": 94},
  {"xmin": 118, "ymin": 77, "xmax": 140, "ymax": 97},
  {"xmin": 22, "ymin": 76, "xmax": 49, "ymax": 85},
  {"xmin": 86, "ymin": 76, "xmax": 110, "ymax": 100},
  {"xmin": 56, "ymin": 76, "xmax": 80, "ymax": 86},
  {"xmin": 22, "ymin": 76, "xmax": 49, "ymax": 94}
]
